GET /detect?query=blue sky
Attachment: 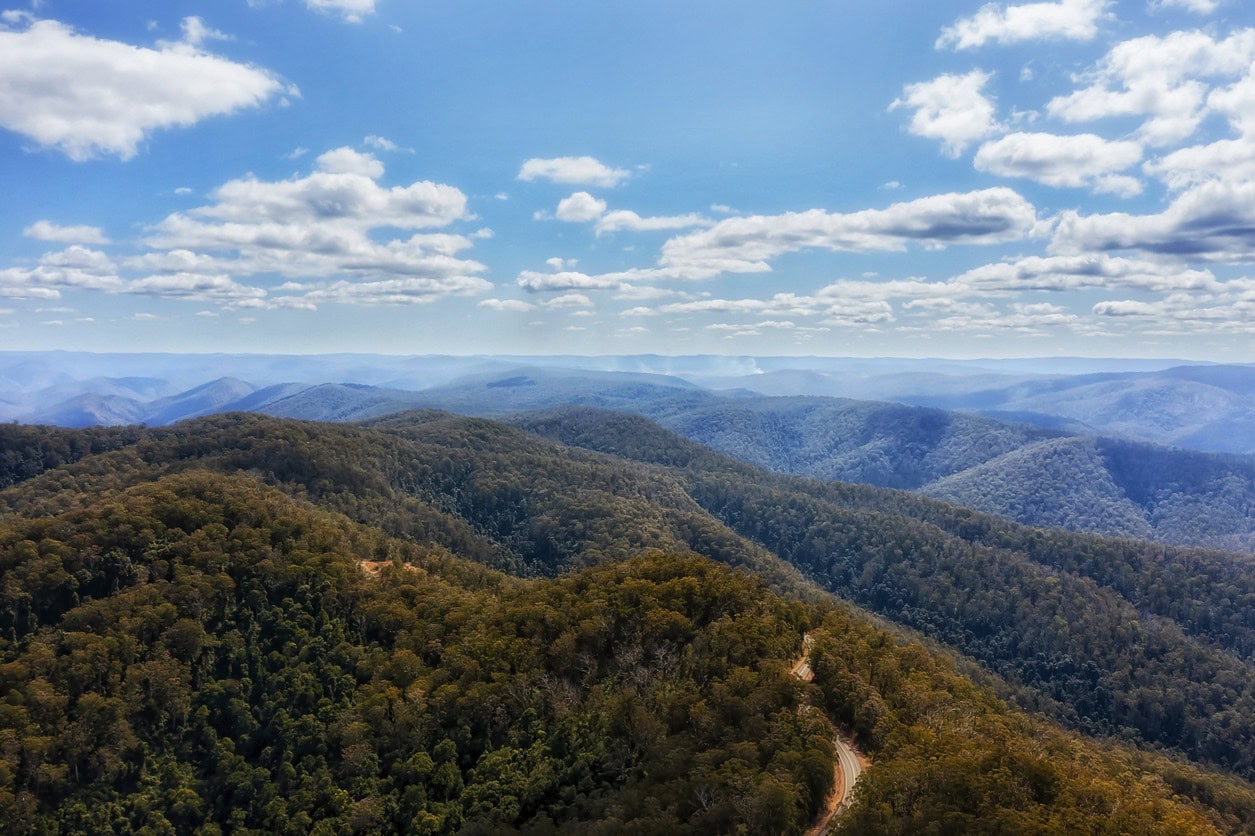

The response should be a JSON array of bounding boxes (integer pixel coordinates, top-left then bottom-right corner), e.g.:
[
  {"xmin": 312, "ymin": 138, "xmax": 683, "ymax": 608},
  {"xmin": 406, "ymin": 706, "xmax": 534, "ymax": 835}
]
[{"xmin": 1, "ymin": 0, "xmax": 1254, "ymax": 359}]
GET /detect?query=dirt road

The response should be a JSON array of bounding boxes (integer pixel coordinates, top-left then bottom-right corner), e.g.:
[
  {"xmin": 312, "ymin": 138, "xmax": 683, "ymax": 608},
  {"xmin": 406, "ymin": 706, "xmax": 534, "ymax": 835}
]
[{"xmin": 792, "ymin": 634, "xmax": 864, "ymax": 834}]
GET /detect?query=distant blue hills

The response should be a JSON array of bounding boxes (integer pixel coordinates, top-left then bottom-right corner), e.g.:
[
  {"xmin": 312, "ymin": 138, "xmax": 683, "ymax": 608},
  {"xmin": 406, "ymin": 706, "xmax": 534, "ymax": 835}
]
[{"xmin": 2, "ymin": 351, "xmax": 1251, "ymax": 551}]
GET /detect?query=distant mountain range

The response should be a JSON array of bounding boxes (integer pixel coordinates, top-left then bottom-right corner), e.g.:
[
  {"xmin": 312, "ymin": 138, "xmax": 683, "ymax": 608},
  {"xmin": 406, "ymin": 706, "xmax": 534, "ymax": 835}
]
[{"xmin": 3, "ymin": 352, "xmax": 1252, "ymax": 552}]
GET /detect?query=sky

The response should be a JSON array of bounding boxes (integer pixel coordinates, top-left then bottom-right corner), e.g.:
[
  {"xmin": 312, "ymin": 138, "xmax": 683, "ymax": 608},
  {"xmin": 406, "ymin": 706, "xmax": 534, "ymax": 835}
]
[{"xmin": 1, "ymin": 0, "xmax": 1254, "ymax": 360}]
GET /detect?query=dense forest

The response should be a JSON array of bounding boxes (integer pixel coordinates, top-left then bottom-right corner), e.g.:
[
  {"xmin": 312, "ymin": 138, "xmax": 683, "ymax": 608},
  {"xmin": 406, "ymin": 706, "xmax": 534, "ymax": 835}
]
[{"xmin": 1, "ymin": 413, "xmax": 1254, "ymax": 832}]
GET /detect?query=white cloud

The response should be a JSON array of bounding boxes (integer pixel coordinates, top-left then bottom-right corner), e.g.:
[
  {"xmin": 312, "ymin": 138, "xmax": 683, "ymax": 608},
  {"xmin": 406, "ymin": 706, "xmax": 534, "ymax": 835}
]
[
  {"xmin": 305, "ymin": 0, "xmax": 376, "ymax": 23},
  {"xmin": 659, "ymin": 294, "xmax": 823, "ymax": 317},
  {"xmin": 544, "ymin": 293, "xmax": 594, "ymax": 308},
  {"xmin": 974, "ymin": 132, "xmax": 1142, "ymax": 193},
  {"xmin": 1046, "ymin": 28, "xmax": 1255, "ymax": 146},
  {"xmin": 517, "ymin": 156, "xmax": 631, "ymax": 187},
  {"xmin": 123, "ymin": 249, "xmax": 228, "ymax": 274},
  {"xmin": 315, "ymin": 146, "xmax": 385, "ymax": 178},
  {"xmin": 86, "ymin": 150, "xmax": 491, "ymax": 309},
  {"xmin": 177, "ymin": 16, "xmax": 231, "ymax": 47},
  {"xmin": 820, "ymin": 299, "xmax": 896, "ymax": 327},
  {"xmin": 23, "ymin": 220, "xmax": 110, "ymax": 244},
  {"xmin": 1147, "ymin": 138, "xmax": 1255, "ymax": 188},
  {"xmin": 891, "ymin": 70, "xmax": 1001, "ymax": 157},
  {"xmin": 518, "ymin": 189, "xmax": 1037, "ymax": 293},
  {"xmin": 1153, "ymin": 0, "xmax": 1220, "ymax": 13},
  {"xmin": 1209, "ymin": 69, "xmax": 1255, "ymax": 137},
  {"xmin": 555, "ymin": 191, "xmax": 607, "ymax": 222},
  {"xmin": 1051, "ymin": 179, "xmax": 1255, "ymax": 262},
  {"xmin": 146, "ymin": 153, "xmax": 472, "ymax": 276},
  {"xmin": 1093, "ymin": 285, "xmax": 1255, "ymax": 332},
  {"xmin": 937, "ymin": 0, "xmax": 1111, "ymax": 50},
  {"xmin": 516, "ymin": 270, "xmax": 623, "ymax": 292},
  {"xmin": 1092, "ymin": 175, "xmax": 1145, "ymax": 198},
  {"xmin": 363, "ymin": 134, "xmax": 411, "ymax": 152},
  {"xmin": 127, "ymin": 272, "xmax": 267, "ymax": 303},
  {"xmin": 479, "ymin": 298, "xmax": 536, "ymax": 312},
  {"xmin": 658, "ymin": 188, "xmax": 1038, "ymax": 277},
  {"xmin": 299, "ymin": 276, "xmax": 490, "ymax": 306},
  {"xmin": 595, "ymin": 210, "xmax": 713, "ymax": 235},
  {"xmin": 0, "ymin": 18, "xmax": 287, "ymax": 160},
  {"xmin": 953, "ymin": 254, "xmax": 1219, "ymax": 292}
]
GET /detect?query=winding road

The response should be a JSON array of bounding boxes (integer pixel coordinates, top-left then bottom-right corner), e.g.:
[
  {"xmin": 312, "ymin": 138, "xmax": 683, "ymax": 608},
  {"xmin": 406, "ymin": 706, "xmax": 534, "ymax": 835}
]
[{"xmin": 792, "ymin": 634, "xmax": 865, "ymax": 834}]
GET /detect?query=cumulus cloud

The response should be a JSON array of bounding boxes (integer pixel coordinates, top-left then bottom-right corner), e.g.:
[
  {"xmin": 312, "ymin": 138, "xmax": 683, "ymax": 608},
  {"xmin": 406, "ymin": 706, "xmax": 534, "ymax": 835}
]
[
  {"xmin": 936, "ymin": 0, "xmax": 1111, "ymax": 50},
  {"xmin": 891, "ymin": 70, "xmax": 1002, "ymax": 157},
  {"xmin": 517, "ymin": 156, "xmax": 631, "ymax": 187},
  {"xmin": 0, "ymin": 246, "xmax": 123, "ymax": 299},
  {"xmin": 595, "ymin": 210, "xmax": 713, "ymax": 235},
  {"xmin": 126, "ymin": 272, "xmax": 267, "ymax": 303},
  {"xmin": 0, "ymin": 149, "xmax": 491, "ymax": 311},
  {"xmin": 0, "ymin": 17, "xmax": 288, "ymax": 160},
  {"xmin": 1051, "ymin": 179, "xmax": 1255, "ymax": 262},
  {"xmin": 1148, "ymin": 69, "xmax": 1255, "ymax": 187},
  {"xmin": 974, "ymin": 132, "xmax": 1143, "ymax": 193},
  {"xmin": 543, "ymin": 293, "xmax": 594, "ymax": 308},
  {"xmin": 555, "ymin": 191, "xmax": 607, "ymax": 222},
  {"xmin": 518, "ymin": 189, "xmax": 1038, "ymax": 293},
  {"xmin": 298, "ymin": 277, "xmax": 490, "ymax": 306},
  {"xmin": 657, "ymin": 188, "xmax": 1038, "ymax": 277},
  {"xmin": 1046, "ymin": 28, "xmax": 1255, "ymax": 146},
  {"xmin": 1092, "ymin": 283, "xmax": 1255, "ymax": 332},
  {"xmin": 1147, "ymin": 138, "xmax": 1255, "ymax": 188},
  {"xmin": 315, "ymin": 146, "xmax": 385, "ymax": 178},
  {"xmin": 516, "ymin": 270, "xmax": 623, "ymax": 293},
  {"xmin": 952, "ymin": 254, "xmax": 1219, "ymax": 292},
  {"xmin": 143, "ymin": 148, "xmax": 478, "ymax": 292},
  {"xmin": 1209, "ymin": 69, "xmax": 1255, "ymax": 137},
  {"xmin": 820, "ymin": 299, "xmax": 896, "ymax": 327},
  {"xmin": 23, "ymin": 220, "xmax": 111, "ymax": 245}
]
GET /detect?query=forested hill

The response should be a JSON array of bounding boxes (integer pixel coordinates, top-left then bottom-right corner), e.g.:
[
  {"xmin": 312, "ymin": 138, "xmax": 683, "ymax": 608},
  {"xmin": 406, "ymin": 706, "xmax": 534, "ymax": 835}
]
[
  {"xmin": 343, "ymin": 372, "xmax": 1255, "ymax": 551},
  {"xmin": 2, "ymin": 413, "xmax": 1255, "ymax": 832},
  {"xmin": 624, "ymin": 395, "xmax": 1255, "ymax": 552},
  {"xmin": 10, "ymin": 364, "xmax": 1254, "ymax": 551},
  {"xmin": 919, "ymin": 435, "xmax": 1255, "ymax": 551}
]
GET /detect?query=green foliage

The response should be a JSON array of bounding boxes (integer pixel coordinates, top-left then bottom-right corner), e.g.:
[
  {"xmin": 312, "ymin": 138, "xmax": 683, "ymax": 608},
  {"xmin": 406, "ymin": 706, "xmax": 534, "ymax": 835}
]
[
  {"xmin": 0, "ymin": 472, "xmax": 830, "ymax": 833},
  {"xmin": 1, "ymin": 411, "xmax": 1254, "ymax": 833}
]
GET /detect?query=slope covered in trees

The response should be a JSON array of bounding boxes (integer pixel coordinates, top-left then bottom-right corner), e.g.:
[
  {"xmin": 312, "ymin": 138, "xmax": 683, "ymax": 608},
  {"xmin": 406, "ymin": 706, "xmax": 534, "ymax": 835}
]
[
  {"xmin": 508, "ymin": 408, "xmax": 1255, "ymax": 774},
  {"xmin": 2, "ymin": 412, "xmax": 1255, "ymax": 832},
  {"xmin": 0, "ymin": 472, "xmax": 837, "ymax": 833},
  {"xmin": 921, "ymin": 436, "xmax": 1255, "ymax": 551},
  {"xmin": 1, "ymin": 439, "xmax": 1253, "ymax": 832}
]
